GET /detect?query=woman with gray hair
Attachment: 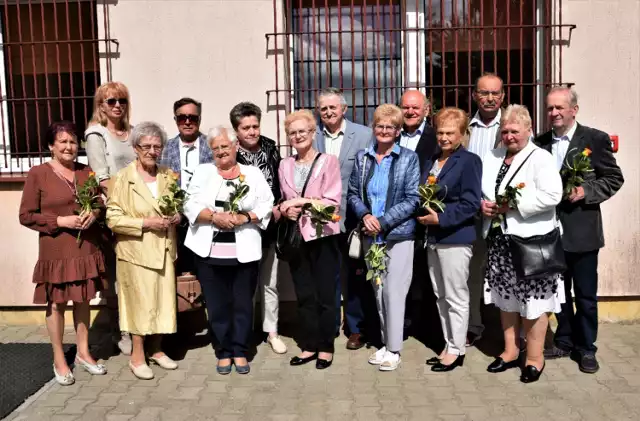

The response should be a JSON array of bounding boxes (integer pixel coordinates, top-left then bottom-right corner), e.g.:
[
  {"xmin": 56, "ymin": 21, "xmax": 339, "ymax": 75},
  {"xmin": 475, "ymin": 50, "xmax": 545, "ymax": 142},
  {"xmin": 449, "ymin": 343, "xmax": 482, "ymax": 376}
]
[
  {"xmin": 106, "ymin": 121, "xmax": 181, "ymax": 380},
  {"xmin": 481, "ymin": 105, "xmax": 564, "ymax": 383},
  {"xmin": 183, "ymin": 126, "xmax": 274, "ymax": 375}
]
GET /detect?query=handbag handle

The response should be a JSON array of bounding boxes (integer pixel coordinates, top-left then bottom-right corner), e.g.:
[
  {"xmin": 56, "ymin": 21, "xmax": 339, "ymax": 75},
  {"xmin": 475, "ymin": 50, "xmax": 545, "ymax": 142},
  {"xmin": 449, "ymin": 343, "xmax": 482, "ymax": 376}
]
[
  {"xmin": 300, "ymin": 153, "xmax": 323, "ymax": 198},
  {"xmin": 503, "ymin": 149, "xmax": 536, "ymax": 189}
]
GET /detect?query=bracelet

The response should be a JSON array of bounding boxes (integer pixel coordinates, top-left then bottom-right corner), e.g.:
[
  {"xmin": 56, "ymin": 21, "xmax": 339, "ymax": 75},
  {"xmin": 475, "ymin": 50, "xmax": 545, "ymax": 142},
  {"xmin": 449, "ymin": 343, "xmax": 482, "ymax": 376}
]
[{"xmin": 239, "ymin": 211, "xmax": 251, "ymax": 224}]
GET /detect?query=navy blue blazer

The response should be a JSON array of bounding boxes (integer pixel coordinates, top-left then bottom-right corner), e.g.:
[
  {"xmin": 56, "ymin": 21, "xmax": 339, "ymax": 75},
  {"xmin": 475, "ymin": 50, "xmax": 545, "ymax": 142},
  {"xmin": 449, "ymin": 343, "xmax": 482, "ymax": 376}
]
[{"xmin": 421, "ymin": 146, "xmax": 482, "ymax": 245}]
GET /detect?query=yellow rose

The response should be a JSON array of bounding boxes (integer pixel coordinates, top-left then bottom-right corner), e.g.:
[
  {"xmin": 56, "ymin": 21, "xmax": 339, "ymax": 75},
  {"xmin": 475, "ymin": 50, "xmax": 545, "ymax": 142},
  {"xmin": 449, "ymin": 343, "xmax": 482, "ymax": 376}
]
[{"xmin": 239, "ymin": 174, "xmax": 246, "ymax": 183}]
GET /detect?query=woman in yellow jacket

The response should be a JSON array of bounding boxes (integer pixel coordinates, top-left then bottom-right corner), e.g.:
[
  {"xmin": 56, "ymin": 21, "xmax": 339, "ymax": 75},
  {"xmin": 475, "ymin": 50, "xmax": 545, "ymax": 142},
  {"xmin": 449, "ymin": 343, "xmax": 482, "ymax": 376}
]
[{"xmin": 107, "ymin": 121, "xmax": 180, "ymax": 380}]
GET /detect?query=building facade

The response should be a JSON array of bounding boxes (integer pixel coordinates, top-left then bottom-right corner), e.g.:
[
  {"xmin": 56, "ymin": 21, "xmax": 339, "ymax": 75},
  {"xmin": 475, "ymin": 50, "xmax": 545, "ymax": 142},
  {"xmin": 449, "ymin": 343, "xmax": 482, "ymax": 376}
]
[{"xmin": 0, "ymin": 0, "xmax": 638, "ymax": 318}]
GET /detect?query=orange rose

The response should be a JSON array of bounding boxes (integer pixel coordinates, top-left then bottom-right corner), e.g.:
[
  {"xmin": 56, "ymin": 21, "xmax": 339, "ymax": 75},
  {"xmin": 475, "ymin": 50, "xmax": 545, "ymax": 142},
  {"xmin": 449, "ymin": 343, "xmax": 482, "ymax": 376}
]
[
  {"xmin": 582, "ymin": 148, "xmax": 592, "ymax": 157},
  {"xmin": 427, "ymin": 175, "xmax": 437, "ymax": 185},
  {"xmin": 517, "ymin": 182, "xmax": 526, "ymax": 189},
  {"xmin": 331, "ymin": 214, "xmax": 341, "ymax": 222},
  {"xmin": 88, "ymin": 171, "xmax": 96, "ymax": 177},
  {"xmin": 168, "ymin": 170, "xmax": 179, "ymax": 180},
  {"xmin": 239, "ymin": 174, "xmax": 246, "ymax": 183}
]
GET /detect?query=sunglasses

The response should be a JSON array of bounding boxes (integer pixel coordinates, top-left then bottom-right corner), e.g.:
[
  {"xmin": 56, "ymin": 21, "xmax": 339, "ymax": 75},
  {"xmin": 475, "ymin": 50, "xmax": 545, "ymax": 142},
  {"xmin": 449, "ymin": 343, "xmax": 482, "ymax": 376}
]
[
  {"xmin": 175, "ymin": 114, "xmax": 200, "ymax": 124},
  {"xmin": 105, "ymin": 98, "xmax": 128, "ymax": 106}
]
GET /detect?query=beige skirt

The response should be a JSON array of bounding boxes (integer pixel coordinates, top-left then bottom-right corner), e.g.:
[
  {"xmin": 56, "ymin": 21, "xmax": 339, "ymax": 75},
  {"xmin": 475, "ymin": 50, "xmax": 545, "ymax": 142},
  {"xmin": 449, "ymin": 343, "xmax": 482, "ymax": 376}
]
[{"xmin": 116, "ymin": 251, "xmax": 176, "ymax": 335}]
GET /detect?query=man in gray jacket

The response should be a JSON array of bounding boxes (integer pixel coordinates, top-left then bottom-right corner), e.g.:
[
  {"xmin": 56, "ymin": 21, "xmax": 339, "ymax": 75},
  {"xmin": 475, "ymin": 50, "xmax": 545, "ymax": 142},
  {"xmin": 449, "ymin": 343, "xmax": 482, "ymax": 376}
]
[{"xmin": 313, "ymin": 87, "xmax": 373, "ymax": 350}]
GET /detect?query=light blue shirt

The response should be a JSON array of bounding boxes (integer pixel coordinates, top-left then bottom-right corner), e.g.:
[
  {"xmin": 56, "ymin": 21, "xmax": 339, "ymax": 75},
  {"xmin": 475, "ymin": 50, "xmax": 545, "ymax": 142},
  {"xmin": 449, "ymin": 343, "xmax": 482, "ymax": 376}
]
[
  {"xmin": 366, "ymin": 143, "xmax": 400, "ymax": 243},
  {"xmin": 399, "ymin": 119, "xmax": 426, "ymax": 151}
]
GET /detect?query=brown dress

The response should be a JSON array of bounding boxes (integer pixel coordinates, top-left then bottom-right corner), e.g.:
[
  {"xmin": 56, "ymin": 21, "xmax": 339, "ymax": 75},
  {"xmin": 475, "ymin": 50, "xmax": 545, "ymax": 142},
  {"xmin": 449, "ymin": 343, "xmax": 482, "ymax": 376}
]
[{"xmin": 19, "ymin": 162, "xmax": 107, "ymax": 304}]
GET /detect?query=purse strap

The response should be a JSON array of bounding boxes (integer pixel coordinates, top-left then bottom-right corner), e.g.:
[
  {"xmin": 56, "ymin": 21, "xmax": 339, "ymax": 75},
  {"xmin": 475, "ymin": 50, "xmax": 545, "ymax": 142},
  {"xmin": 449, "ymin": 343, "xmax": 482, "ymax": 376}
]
[
  {"xmin": 503, "ymin": 150, "xmax": 536, "ymax": 188},
  {"xmin": 300, "ymin": 153, "xmax": 323, "ymax": 198}
]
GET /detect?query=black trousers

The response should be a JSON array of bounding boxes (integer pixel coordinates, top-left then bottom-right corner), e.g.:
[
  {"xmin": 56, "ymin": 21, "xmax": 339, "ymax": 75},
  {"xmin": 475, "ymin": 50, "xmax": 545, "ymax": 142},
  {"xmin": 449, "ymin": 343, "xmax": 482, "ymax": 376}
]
[
  {"xmin": 289, "ymin": 235, "xmax": 340, "ymax": 353},
  {"xmin": 196, "ymin": 258, "xmax": 259, "ymax": 359},
  {"xmin": 176, "ymin": 222, "xmax": 197, "ymax": 276},
  {"xmin": 554, "ymin": 250, "xmax": 599, "ymax": 355}
]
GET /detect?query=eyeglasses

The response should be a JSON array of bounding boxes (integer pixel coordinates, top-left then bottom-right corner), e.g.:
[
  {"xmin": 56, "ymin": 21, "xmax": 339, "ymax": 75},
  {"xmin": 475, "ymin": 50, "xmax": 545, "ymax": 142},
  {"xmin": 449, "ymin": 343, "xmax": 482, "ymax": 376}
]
[
  {"xmin": 105, "ymin": 97, "xmax": 128, "ymax": 107},
  {"xmin": 476, "ymin": 90, "xmax": 503, "ymax": 98},
  {"xmin": 374, "ymin": 124, "xmax": 398, "ymax": 132},
  {"xmin": 288, "ymin": 129, "xmax": 311, "ymax": 138},
  {"xmin": 212, "ymin": 144, "xmax": 233, "ymax": 153},
  {"xmin": 137, "ymin": 144, "xmax": 163, "ymax": 152},
  {"xmin": 175, "ymin": 114, "xmax": 200, "ymax": 124}
]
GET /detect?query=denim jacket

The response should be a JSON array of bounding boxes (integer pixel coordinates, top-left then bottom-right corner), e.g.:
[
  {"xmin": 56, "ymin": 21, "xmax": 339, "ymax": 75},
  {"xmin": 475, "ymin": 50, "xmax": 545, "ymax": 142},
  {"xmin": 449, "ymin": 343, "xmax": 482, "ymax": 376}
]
[{"xmin": 347, "ymin": 145, "xmax": 420, "ymax": 241}]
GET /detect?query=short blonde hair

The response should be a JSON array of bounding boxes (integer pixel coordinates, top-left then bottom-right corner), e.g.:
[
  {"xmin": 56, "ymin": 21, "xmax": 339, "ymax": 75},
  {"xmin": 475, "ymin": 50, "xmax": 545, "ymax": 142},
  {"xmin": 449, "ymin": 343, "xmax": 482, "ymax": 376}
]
[
  {"xmin": 89, "ymin": 82, "xmax": 131, "ymax": 131},
  {"xmin": 373, "ymin": 104, "xmax": 403, "ymax": 128},
  {"xmin": 284, "ymin": 109, "xmax": 316, "ymax": 134},
  {"xmin": 501, "ymin": 104, "xmax": 532, "ymax": 130},
  {"xmin": 434, "ymin": 107, "xmax": 469, "ymax": 136}
]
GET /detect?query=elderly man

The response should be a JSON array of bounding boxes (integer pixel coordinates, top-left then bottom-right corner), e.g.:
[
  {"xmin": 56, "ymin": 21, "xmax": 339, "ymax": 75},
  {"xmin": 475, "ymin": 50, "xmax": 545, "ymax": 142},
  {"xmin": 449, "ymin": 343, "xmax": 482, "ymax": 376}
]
[
  {"xmin": 229, "ymin": 102, "xmax": 286, "ymax": 355},
  {"xmin": 313, "ymin": 87, "xmax": 373, "ymax": 350},
  {"xmin": 160, "ymin": 97, "xmax": 213, "ymax": 276},
  {"xmin": 465, "ymin": 73, "xmax": 505, "ymax": 347},
  {"xmin": 536, "ymin": 87, "xmax": 623, "ymax": 374}
]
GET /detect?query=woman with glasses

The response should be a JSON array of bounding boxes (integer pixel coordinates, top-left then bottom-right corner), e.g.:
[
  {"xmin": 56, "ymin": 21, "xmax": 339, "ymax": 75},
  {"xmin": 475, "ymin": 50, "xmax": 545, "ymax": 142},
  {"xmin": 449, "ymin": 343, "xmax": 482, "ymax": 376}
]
[
  {"xmin": 183, "ymin": 126, "xmax": 274, "ymax": 375},
  {"xmin": 106, "ymin": 122, "xmax": 181, "ymax": 380},
  {"xmin": 85, "ymin": 81, "xmax": 136, "ymax": 355},
  {"xmin": 347, "ymin": 104, "xmax": 420, "ymax": 372},
  {"xmin": 277, "ymin": 110, "xmax": 342, "ymax": 370}
]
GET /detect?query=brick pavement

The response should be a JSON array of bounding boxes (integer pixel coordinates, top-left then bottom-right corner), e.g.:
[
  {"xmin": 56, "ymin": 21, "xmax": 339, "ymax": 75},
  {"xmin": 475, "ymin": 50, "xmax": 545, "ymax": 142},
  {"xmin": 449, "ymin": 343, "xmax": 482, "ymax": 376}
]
[{"xmin": 1, "ymin": 321, "xmax": 640, "ymax": 421}]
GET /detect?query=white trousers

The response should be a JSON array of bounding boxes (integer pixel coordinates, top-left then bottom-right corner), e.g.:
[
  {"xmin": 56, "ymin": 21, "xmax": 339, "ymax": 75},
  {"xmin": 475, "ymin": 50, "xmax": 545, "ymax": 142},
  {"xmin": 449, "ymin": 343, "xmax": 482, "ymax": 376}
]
[
  {"xmin": 427, "ymin": 244, "xmax": 473, "ymax": 355},
  {"xmin": 259, "ymin": 245, "xmax": 280, "ymax": 333}
]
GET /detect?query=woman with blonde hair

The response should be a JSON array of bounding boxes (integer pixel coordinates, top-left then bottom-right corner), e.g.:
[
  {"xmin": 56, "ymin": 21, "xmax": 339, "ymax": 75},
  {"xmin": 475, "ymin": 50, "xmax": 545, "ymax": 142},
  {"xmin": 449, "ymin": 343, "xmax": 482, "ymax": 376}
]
[
  {"xmin": 418, "ymin": 107, "xmax": 482, "ymax": 372},
  {"xmin": 85, "ymin": 81, "xmax": 136, "ymax": 355}
]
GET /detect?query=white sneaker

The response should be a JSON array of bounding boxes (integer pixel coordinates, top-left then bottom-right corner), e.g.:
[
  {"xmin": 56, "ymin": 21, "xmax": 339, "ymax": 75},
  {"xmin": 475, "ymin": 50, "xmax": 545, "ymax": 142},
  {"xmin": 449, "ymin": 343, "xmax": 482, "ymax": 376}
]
[
  {"xmin": 118, "ymin": 333, "xmax": 132, "ymax": 356},
  {"xmin": 368, "ymin": 346, "xmax": 387, "ymax": 365},
  {"xmin": 267, "ymin": 335, "xmax": 288, "ymax": 354},
  {"xmin": 379, "ymin": 351, "xmax": 401, "ymax": 371}
]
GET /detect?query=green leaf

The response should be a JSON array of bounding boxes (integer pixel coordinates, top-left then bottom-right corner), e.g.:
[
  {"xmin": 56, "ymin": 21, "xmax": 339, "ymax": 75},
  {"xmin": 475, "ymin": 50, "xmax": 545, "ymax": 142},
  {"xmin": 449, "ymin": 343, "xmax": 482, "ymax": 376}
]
[{"xmin": 366, "ymin": 271, "xmax": 373, "ymax": 281}]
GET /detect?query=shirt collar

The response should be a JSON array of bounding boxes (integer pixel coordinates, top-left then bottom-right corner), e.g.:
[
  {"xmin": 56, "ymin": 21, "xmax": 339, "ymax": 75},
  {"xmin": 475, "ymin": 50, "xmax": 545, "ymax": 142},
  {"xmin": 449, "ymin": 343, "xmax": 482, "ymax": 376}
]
[
  {"xmin": 470, "ymin": 109, "xmax": 501, "ymax": 128},
  {"xmin": 365, "ymin": 142, "xmax": 401, "ymax": 157},
  {"xmin": 553, "ymin": 122, "xmax": 578, "ymax": 142},
  {"xmin": 179, "ymin": 136, "xmax": 199, "ymax": 149},
  {"xmin": 323, "ymin": 119, "xmax": 346, "ymax": 138},
  {"xmin": 401, "ymin": 118, "xmax": 426, "ymax": 137}
]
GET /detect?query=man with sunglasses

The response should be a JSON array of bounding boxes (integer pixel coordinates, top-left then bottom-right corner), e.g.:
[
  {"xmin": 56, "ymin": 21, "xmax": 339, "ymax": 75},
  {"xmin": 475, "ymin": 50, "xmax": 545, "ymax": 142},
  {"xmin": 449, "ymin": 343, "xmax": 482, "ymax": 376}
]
[{"xmin": 161, "ymin": 97, "xmax": 213, "ymax": 276}]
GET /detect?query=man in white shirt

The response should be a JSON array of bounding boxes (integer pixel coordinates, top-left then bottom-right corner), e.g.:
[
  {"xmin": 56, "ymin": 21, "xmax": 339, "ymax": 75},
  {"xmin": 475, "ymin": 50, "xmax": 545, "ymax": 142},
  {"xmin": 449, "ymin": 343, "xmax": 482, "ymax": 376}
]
[{"xmin": 466, "ymin": 73, "xmax": 505, "ymax": 347}]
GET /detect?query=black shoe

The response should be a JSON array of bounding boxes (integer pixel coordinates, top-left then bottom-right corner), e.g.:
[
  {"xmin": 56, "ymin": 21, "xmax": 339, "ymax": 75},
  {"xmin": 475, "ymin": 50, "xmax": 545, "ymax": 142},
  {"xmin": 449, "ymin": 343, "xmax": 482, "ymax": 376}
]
[
  {"xmin": 487, "ymin": 357, "xmax": 520, "ymax": 373},
  {"xmin": 431, "ymin": 355, "xmax": 465, "ymax": 372},
  {"xmin": 577, "ymin": 353, "xmax": 599, "ymax": 374},
  {"xmin": 290, "ymin": 354, "xmax": 317, "ymax": 366},
  {"xmin": 466, "ymin": 332, "xmax": 482, "ymax": 347},
  {"xmin": 316, "ymin": 358, "xmax": 333, "ymax": 370},
  {"xmin": 543, "ymin": 345, "xmax": 571, "ymax": 359},
  {"xmin": 520, "ymin": 363, "xmax": 545, "ymax": 383},
  {"xmin": 425, "ymin": 356, "xmax": 440, "ymax": 366}
]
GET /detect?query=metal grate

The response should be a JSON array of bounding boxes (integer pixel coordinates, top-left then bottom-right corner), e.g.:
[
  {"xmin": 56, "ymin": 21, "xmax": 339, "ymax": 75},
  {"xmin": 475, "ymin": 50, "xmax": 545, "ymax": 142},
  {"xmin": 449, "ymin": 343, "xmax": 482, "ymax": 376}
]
[
  {"xmin": 266, "ymin": 0, "xmax": 575, "ymax": 147},
  {"xmin": 0, "ymin": 0, "xmax": 117, "ymax": 177}
]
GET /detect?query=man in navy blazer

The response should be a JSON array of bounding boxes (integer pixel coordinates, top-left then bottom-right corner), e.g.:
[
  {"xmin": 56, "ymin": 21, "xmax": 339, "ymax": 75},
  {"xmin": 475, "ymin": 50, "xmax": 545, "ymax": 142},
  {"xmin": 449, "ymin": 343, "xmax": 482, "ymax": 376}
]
[
  {"xmin": 313, "ymin": 87, "xmax": 374, "ymax": 350},
  {"xmin": 160, "ymin": 97, "xmax": 213, "ymax": 276}
]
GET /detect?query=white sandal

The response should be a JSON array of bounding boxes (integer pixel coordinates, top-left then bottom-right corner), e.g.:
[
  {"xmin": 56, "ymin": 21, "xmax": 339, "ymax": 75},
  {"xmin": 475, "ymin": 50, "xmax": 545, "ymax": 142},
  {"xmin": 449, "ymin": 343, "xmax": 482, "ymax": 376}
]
[
  {"xmin": 75, "ymin": 356, "xmax": 107, "ymax": 375},
  {"xmin": 53, "ymin": 365, "xmax": 75, "ymax": 386},
  {"xmin": 148, "ymin": 355, "xmax": 178, "ymax": 370}
]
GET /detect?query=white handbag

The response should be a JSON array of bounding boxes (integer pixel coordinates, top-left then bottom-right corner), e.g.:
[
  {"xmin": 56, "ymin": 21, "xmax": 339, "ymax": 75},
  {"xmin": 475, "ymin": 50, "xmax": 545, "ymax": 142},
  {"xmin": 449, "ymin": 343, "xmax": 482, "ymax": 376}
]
[{"xmin": 348, "ymin": 155, "xmax": 368, "ymax": 259}]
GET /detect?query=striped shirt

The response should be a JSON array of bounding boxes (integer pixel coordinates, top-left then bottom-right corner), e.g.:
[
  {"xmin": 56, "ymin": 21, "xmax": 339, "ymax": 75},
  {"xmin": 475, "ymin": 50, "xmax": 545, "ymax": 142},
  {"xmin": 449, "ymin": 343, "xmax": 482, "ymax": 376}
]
[
  {"xmin": 467, "ymin": 109, "xmax": 501, "ymax": 162},
  {"xmin": 399, "ymin": 119, "xmax": 426, "ymax": 151},
  {"xmin": 208, "ymin": 178, "xmax": 239, "ymax": 264},
  {"xmin": 551, "ymin": 122, "xmax": 578, "ymax": 171},
  {"xmin": 366, "ymin": 143, "xmax": 399, "ymax": 243}
]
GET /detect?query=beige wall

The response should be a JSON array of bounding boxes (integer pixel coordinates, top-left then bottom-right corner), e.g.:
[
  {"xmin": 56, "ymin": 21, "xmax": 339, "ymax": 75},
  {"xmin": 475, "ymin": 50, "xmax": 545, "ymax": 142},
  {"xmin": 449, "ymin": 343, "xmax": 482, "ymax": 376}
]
[{"xmin": 560, "ymin": 0, "xmax": 640, "ymax": 295}]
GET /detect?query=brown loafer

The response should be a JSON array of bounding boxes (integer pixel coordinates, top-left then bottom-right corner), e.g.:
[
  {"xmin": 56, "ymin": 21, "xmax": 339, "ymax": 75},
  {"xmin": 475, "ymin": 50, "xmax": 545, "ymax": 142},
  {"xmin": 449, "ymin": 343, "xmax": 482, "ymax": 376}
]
[{"xmin": 346, "ymin": 333, "xmax": 365, "ymax": 350}]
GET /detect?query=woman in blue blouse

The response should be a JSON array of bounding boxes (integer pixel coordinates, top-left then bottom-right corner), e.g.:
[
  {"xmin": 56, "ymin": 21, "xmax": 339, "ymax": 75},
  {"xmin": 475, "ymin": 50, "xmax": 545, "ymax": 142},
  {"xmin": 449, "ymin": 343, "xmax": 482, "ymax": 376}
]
[{"xmin": 418, "ymin": 107, "xmax": 482, "ymax": 372}]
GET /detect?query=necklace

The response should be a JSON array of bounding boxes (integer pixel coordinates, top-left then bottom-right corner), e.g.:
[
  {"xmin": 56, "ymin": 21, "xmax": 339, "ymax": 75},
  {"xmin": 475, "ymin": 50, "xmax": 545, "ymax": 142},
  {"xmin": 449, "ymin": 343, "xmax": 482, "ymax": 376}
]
[
  {"xmin": 218, "ymin": 164, "xmax": 240, "ymax": 180},
  {"xmin": 297, "ymin": 151, "xmax": 318, "ymax": 164}
]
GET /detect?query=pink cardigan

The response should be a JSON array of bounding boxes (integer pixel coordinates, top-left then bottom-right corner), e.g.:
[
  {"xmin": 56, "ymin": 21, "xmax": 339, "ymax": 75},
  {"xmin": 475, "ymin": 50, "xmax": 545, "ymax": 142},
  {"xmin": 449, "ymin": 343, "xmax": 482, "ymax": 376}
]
[{"xmin": 278, "ymin": 153, "xmax": 342, "ymax": 242}]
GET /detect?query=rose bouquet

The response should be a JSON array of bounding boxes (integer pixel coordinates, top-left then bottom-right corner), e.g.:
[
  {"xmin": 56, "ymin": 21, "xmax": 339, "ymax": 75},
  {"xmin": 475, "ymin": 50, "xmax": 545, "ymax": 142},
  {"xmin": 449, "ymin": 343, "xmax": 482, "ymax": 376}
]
[
  {"xmin": 302, "ymin": 202, "xmax": 341, "ymax": 238},
  {"xmin": 223, "ymin": 174, "xmax": 249, "ymax": 214},
  {"xmin": 365, "ymin": 243, "xmax": 388, "ymax": 287},
  {"xmin": 418, "ymin": 174, "xmax": 446, "ymax": 213},
  {"xmin": 491, "ymin": 182, "xmax": 525, "ymax": 229},
  {"xmin": 158, "ymin": 171, "xmax": 189, "ymax": 216},
  {"xmin": 561, "ymin": 148, "xmax": 593, "ymax": 198},
  {"xmin": 75, "ymin": 171, "xmax": 101, "ymax": 243}
]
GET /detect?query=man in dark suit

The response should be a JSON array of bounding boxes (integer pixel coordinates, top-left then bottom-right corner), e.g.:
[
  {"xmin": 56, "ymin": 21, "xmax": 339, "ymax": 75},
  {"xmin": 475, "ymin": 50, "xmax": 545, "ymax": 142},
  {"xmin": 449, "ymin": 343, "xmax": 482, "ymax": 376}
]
[
  {"xmin": 160, "ymin": 97, "xmax": 213, "ymax": 276},
  {"xmin": 313, "ymin": 87, "xmax": 374, "ymax": 350},
  {"xmin": 536, "ymin": 87, "xmax": 624, "ymax": 374},
  {"xmin": 397, "ymin": 90, "xmax": 438, "ymax": 340}
]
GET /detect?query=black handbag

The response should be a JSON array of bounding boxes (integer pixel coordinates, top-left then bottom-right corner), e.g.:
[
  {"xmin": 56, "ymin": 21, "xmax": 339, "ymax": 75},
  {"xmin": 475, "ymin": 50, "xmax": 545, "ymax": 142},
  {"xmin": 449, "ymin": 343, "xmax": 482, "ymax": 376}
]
[
  {"xmin": 510, "ymin": 228, "xmax": 567, "ymax": 280},
  {"xmin": 275, "ymin": 153, "xmax": 322, "ymax": 261}
]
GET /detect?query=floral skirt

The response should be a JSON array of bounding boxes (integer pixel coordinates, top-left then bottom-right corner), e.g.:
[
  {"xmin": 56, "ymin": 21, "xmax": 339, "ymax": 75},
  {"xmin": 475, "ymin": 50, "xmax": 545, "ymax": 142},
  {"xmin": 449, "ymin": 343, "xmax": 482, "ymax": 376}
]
[{"xmin": 484, "ymin": 233, "xmax": 565, "ymax": 320}]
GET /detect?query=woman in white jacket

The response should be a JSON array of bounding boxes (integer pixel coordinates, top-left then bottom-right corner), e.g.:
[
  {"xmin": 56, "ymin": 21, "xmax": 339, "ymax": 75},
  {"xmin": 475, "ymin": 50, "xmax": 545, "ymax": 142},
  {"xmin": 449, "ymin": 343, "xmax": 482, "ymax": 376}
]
[
  {"xmin": 183, "ymin": 126, "xmax": 273, "ymax": 375},
  {"xmin": 481, "ymin": 104, "xmax": 564, "ymax": 383}
]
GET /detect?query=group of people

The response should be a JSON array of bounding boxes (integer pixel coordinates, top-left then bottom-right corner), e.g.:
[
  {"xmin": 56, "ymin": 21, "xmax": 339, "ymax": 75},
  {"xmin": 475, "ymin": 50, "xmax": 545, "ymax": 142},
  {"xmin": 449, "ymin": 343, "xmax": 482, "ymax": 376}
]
[{"xmin": 19, "ymin": 74, "xmax": 623, "ymax": 385}]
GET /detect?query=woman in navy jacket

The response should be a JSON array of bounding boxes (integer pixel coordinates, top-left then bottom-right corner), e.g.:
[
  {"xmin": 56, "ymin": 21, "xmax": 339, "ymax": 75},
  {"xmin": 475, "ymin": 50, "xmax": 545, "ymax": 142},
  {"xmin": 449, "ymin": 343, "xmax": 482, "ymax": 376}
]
[{"xmin": 417, "ymin": 107, "xmax": 482, "ymax": 372}]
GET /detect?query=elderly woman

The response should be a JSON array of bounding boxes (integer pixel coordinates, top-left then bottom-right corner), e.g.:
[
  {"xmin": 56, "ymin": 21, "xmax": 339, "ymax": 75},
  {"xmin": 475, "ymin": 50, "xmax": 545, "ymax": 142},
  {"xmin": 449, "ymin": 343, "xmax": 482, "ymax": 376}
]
[
  {"xmin": 184, "ymin": 126, "xmax": 273, "ymax": 375},
  {"xmin": 85, "ymin": 81, "xmax": 136, "ymax": 355},
  {"xmin": 481, "ymin": 104, "xmax": 564, "ymax": 383},
  {"xmin": 106, "ymin": 122, "xmax": 180, "ymax": 380},
  {"xmin": 347, "ymin": 104, "xmax": 420, "ymax": 372},
  {"xmin": 418, "ymin": 107, "xmax": 482, "ymax": 372},
  {"xmin": 277, "ymin": 110, "xmax": 341, "ymax": 370},
  {"xmin": 19, "ymin": 121, "xmax": 107, "ymax": 385}
]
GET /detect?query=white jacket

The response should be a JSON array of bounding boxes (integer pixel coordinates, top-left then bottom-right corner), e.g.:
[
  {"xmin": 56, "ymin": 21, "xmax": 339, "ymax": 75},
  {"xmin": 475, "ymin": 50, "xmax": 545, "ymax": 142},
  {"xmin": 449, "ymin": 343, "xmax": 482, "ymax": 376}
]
[
  {"xmin": 481, "ymin": 140, "xmax": 562, "ymax": 239},
  {"xmin": 183, "ymin": 163, "xmax": 274, "ymax": 263}
]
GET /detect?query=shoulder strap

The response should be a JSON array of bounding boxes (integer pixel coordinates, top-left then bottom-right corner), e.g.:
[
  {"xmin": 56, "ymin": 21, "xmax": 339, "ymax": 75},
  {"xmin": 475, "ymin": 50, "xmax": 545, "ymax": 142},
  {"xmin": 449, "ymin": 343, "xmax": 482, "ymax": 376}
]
[
  {"xmin": 300, "ymin": 153, "xmax": 323, "ymax": 197},
  {"xmin": 359, "ymin": 153, "xmax": 367, "ymax": 199},
  {"xmin": 504, "ymin": 150, "xmax": 536, "ymax": 187}
]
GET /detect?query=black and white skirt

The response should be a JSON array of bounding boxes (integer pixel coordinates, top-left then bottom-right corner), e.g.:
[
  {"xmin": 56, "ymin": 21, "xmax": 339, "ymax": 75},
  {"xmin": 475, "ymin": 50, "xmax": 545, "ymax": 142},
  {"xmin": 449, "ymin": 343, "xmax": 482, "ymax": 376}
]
[{"xmin": 484, "ymin": 233, "xmax": 565, "ymax": 319}]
